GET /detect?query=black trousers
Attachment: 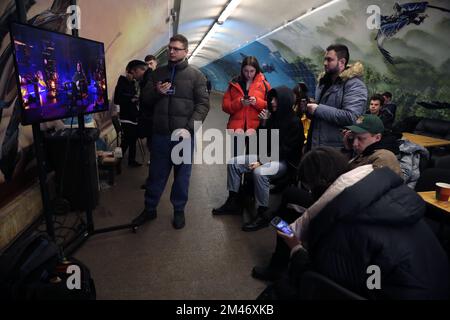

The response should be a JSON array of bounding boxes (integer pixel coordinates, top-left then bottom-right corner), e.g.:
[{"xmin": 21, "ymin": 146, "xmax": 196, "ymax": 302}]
[
  {"xmin": 270, "ymin": 186, "xmax": 314, "ymax": 268},
  {"xmin": 120, "ymin": 123, "xmax": 138, "ymax": 164}
]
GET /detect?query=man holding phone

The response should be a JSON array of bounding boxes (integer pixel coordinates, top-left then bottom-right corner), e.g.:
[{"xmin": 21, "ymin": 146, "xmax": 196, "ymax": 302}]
[{"xmin": 134, "ymin": 34, "xmax": 210, "ymax": 230}]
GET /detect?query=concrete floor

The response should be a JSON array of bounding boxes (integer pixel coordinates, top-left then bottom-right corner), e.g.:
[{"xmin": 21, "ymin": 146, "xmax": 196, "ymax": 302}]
[{"xmin": 74, "ymin": 92, "xmax": 280, "ymax": 300}]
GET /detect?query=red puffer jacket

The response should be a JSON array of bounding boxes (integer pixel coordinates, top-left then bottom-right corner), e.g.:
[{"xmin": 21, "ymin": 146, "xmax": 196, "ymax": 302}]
[{"xmin": 222, "ymin": 73, "xmax": 270, "ymax": 131}]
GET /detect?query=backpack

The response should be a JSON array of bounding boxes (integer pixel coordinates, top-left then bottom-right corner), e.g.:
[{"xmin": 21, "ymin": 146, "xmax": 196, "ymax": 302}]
[{"xmin": 0, "ymin": 234, "xmax": 96, "ymax": 300}]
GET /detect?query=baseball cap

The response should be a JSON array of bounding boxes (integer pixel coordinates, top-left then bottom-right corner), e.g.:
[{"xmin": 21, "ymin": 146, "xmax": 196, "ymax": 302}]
[{"xmin": 345, "ymin": 115, "xmax": 384, "ymax": 134}]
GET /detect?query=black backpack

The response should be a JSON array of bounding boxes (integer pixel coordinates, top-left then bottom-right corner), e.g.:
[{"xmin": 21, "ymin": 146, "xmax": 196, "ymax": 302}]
[{"xmin": 0, "ymin": 234, "xmax": 96, "ymax": 300}]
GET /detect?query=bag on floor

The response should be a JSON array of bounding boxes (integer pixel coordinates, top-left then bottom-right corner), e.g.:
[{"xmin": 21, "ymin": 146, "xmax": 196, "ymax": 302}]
[{"xmin": 0, "ymin": 233, "xmax": 95, "ymax": 300}]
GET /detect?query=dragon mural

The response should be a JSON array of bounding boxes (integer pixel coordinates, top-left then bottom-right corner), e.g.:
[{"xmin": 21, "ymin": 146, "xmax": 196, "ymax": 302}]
[{"xmin": 376, "ymin": 1, "xmax": 450, "ymax": 64}]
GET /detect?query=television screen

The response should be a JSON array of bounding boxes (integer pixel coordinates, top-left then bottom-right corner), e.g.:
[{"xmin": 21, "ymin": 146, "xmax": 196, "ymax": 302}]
[{"xmin": 9, "ymin": 22, "xmax": 108, "ymax": 125}]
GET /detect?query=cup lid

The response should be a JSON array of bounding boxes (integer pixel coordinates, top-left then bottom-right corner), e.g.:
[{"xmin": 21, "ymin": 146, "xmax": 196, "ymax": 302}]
[{"xmin": 436, "ymin": 182, "xmax": 450, "ymax": 188}]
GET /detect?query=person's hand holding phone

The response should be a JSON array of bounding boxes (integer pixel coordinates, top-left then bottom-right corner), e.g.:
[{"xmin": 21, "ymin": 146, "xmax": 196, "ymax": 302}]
[
  {"xmin": 258, "ymin": 109, "xmax": 270, "ymax": 120},
  {"xmin": 248, "ymin": 161, "xmax": 261, "ymax": 170},
  {"xmin": 156, "ymin": 81, "xmax": 172, "ymax": 95},
  {"xmin": 342, "ymin": 129, "xmax": 354, "ymax": 150},
  {"xmin": 241, "ymin": 95, "xmax": 250, "ymax": 106},
  {"xmin": 247, "ymin": 96, "xmax": 257, "ymax": 106},
  {"xmin": 277, "ymin": 230, "xmax": 301, "ymax": 250}
]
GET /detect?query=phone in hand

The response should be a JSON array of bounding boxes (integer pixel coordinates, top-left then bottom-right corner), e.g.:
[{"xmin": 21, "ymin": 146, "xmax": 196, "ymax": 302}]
[
  {"xmin": 163, "ymin": 78, "xmax": 175, "ymax": 95},
  {"xmin": 243, "ymin": 95, "xmax": 250, "ymax": 100},
  {"xmin": 270, "ymin": 216, "xmax": 294, "ymax": 237}
]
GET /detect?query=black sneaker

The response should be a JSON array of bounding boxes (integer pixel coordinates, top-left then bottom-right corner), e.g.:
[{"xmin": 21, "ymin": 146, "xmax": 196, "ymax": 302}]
[
  {"xmin": 212, "ymin": 192, "xmax": 242, "ymax": 215},
  {"xmin": 128, "ymin": 161, "xmax": 142, "ymax": 168},
  {"xmin": 173, "ymin": 211, "xmax": 185, "ymax": 229},
  {"xmin": 132, "ymin": 209, "xmax": 157, "ymax": 226},
  {"xmin": 242, "ymin": 215, "xmax": 269, "ymax": 232},
  {"xmin": 252, "ymin": 265, "xmax": 285, "ymax": 282}
]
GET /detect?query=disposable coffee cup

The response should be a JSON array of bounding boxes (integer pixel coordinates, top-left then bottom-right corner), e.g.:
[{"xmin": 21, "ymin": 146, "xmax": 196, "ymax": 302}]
[{"xmin": 435, "ymin": 182, "xmax": 450, "ymax": 201}]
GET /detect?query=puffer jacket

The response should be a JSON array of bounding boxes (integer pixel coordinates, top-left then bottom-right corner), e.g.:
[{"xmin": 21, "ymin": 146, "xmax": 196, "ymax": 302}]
[
  {"xmin": 222, "ymin": 73, "xmax": 270, "ymax": 131},
  {"xmin": 308, "ymin": 62, "xmax": 368, "ymax": 149},
  {"xmin": 141, "ymin": 59, "xmax": 210, "ymax": 135},
  {"xmin": 304, "ymin": 167, "xmax": 449, "ymax": 300},
  {"xmin": 398, "ymin": 139, "xmax": 429, "ymax": 188}
]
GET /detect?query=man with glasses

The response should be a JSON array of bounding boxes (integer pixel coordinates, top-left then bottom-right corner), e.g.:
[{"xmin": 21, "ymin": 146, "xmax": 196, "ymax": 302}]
[{"xmin": 133, "ymin": 34, "xmax": 210, "ymax": 230}]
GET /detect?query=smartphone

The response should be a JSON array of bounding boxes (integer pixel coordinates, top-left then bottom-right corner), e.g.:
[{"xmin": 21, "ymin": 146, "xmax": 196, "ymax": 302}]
[
  {"xmin": 243, "ymin": 95, "xmax": 250, "ymax": 100},
  {"xmin": 270, "ymin": 216, "xmax": 294, "ymax": 237},
  {"xmin": 163, "ymin": 78, "xmax": 175, "ymax": 95}
]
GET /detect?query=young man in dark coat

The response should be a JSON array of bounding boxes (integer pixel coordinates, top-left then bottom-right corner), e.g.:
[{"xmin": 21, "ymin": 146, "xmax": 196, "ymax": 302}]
[
  {"xmin": 113, "ymin": 60, "xmax": 147, "ymax": 167},
  {"xmin": 267, "ymin": 148, "xmax": 449, "ymax": 300},
  {"xmin": 212, "ymin": 86, "xmax": 304, "ymax": 231},
  {"xmin": 133, "ymin": 34, "xmax": 210, "ymax": 230}
]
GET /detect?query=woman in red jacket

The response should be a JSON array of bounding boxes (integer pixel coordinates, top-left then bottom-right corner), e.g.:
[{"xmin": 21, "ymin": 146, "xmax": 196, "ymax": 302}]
[{"xmin": 222, "ymin": 56, "xmax": 270, "ymax": 133}]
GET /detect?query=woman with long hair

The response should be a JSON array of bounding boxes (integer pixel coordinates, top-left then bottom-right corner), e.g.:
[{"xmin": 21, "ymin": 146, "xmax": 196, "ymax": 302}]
[{"xmin": 222, "ymin": 56, "xmax": 270, "ymax": 133}]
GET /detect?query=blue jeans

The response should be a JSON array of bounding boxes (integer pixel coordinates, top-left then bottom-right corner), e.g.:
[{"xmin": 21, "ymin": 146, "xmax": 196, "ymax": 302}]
[
  {"xmin": 144, "ymin": 134, "xmax": 194, "ymax": 212},
  {"xmin": 227, "ymin": 155, "xmax": 287, "ymax": 208}
]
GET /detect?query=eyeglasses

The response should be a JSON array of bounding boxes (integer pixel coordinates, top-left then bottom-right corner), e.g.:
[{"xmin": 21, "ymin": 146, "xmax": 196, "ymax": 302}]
[{"xmin": 168, "ymin": 46, "xmax": 186, "ymax": 52}]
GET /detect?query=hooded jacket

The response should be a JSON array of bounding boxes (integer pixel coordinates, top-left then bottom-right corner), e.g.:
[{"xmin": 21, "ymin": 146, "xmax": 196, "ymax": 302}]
[
  {"xmin": 308, "ymin": 62, "xmax": 368, "ymax": 149},
  {"xmin": 141, "ymin": 59, "xmax": 210, "ymax": 135},
  {"xmin": 258, "ymin": 86, "xmax": 304, "ymax": 166},
  {"xmin": 222, "ymin": 73, "xmax": 270, "ymax": 131},
  {"xmin": 302, "ymin": 167, "xmax": 449, "ymax": 300}
]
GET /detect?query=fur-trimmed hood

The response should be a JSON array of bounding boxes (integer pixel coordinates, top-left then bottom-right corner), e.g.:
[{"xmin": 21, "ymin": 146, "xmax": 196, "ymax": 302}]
[{"xmin": 318, "ymin": 61, "xmax": 364, "ymax": 84}]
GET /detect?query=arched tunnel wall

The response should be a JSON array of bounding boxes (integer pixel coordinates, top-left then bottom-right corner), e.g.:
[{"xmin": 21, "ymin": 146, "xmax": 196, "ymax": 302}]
[{"xmin": 201, "ymin": 0, "xmax": 450, "ymax": 123}]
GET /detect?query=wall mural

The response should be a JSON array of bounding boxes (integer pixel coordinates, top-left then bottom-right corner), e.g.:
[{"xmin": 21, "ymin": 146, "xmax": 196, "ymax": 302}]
[
  {"xmin": 202, "ymin": 0, "xmax": 450, "ymax": 123},
  {"xmin": 0, "ymin": 0, "xmax": 169, "ymax": 208}
]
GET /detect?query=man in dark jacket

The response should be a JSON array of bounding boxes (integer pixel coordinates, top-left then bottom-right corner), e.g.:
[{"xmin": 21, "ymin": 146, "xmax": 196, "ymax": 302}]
[
  {"xmin": 299, "ymin": 167, "xmax": 449, "ymax": 299},
  {"xmin": 212, "ymin": 86, "xmax": 304, "ymax": 231},
  {"xmin": 133, "ymin": 34, "xmax": 210, "ymax": 230},
  {"xmin": 382, "ymin": 91, "xmax": 397, "ymax": 118},
  {"xmin": 113, "ymin": 60, "xmax": 147, "ymax": 167},
  {"xmin": 138, "ymin": 54, "xmax": 158, "ymax": 156},
  {"xmin": 306, "ymin": 44, "xmax": 367, "ymax": 150}
]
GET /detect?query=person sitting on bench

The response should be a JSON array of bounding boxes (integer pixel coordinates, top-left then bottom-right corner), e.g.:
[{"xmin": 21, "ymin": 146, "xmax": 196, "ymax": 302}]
[{"xmin": 212, "ymin": 86, "xmax": 304, "ymax": 232}]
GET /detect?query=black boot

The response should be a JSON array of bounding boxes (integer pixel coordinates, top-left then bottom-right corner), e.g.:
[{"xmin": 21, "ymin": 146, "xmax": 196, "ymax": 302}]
[
  {"xmin": 173, "ymin": 211, "xmax": 185, "ymax": 229},
  {"xmin": 242, "ymin": 206, "xmax": 269, "ymax": 232},
  {"xmin": 212, "ymin": 191, "xmax": 242, "ymax": 215},
  {"xmin": 132, "ymin": 209, "xmax": 157, "ymax": 226},
  {"xmin": 252, "ymin": 252, "xmax": 288, "ymax": 281}
]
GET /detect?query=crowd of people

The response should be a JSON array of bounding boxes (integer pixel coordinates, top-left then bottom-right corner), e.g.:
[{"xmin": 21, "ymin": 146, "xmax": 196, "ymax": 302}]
[{"xmin": 113, "ymin": 36, "xmax": 449, "ymax": 299}]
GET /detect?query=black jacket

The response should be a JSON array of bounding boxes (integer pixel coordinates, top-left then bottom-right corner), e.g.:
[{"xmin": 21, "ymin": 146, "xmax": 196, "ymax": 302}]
[
  {"xmin": 141, "ymin": 59, "xmax": 210, "ymax": 135},
  {"xmin": 258, "ymin": 86, "xmax": 304, "ymax": 166},
  {"xmin": 303, "ymin": 168, "xmax": 449, "ymax": 299},
  {"xmin": 114, "ymin": 75, "xmax": 139, "ymax": 123},
  {"xmin": 138, "ymin": 69, "xmax": 154, "ymax": 137},
  {"xmin": 366, "ymin": 108, "xmax": 394, "ymax": 130}
]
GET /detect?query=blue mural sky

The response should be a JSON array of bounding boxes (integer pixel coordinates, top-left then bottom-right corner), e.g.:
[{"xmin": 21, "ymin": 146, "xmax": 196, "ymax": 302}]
[{"xmin": 201, "ymin": 41, "xmax": 317, "ymax": 96}]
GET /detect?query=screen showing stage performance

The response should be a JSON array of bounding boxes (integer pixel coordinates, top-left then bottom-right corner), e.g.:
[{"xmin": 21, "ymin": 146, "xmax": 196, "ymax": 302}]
[{"xmin": 10, "ymin": 22, "xmax": 108, "ymax": 125}]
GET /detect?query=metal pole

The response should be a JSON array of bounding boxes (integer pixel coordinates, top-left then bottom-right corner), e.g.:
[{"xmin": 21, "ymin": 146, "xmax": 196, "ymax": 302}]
[{"xmin": 15, "ymin": 0, "xmax": 56, "ymax": 240}]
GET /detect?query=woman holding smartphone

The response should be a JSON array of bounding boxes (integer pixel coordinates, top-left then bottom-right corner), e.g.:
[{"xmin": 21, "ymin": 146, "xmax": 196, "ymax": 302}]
[{"xmin": 222, "ymin": 56, "xmax": 270, "ymax": 133}]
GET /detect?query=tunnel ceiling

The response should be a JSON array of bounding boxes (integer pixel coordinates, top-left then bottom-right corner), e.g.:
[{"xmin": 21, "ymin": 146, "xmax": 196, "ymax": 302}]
[{"xmin": 178, "ymin": 0, "xmax": 331, "ymax": 67}]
